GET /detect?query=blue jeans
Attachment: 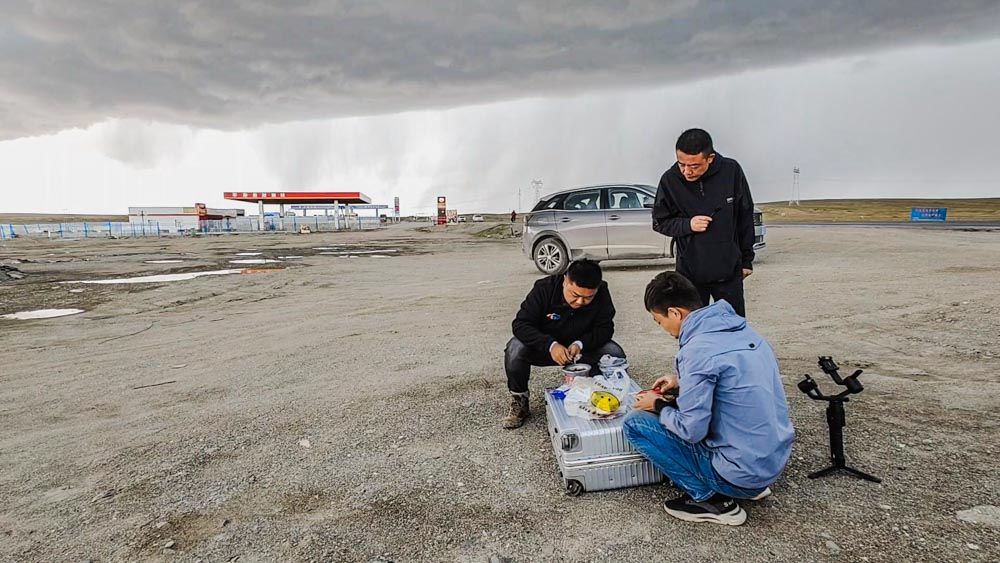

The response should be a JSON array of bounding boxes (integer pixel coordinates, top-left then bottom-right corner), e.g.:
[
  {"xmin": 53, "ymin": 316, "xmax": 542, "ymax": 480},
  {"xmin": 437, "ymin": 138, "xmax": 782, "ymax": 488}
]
[{"xmin": 623, "ymin": 410, "xmax": 766, "ymax": 502}]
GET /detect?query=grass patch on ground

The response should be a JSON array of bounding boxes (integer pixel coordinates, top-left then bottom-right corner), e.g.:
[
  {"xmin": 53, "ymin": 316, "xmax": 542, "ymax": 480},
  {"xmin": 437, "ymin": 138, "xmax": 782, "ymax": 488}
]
[{"xmin": 473, "ymin": 224, "xmax": 520, "ymax": 238}]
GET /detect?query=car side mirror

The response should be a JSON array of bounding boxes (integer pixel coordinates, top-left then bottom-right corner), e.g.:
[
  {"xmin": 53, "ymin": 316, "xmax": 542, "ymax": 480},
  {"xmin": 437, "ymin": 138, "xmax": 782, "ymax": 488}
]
[{"xmin": 643, "ymin": 202, "xmax": 654, "ymax": 209}]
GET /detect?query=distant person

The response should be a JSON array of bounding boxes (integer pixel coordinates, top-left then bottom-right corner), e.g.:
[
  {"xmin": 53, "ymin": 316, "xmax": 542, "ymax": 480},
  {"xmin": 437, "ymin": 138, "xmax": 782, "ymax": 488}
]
[
  {"xmin": 625, "ymin": 272, "xmax": 793, "ymax": 526},
  {"xmin": 652, "ymin": 128, "xmax": 757, "ymax": 316},
  {"xmin": 511, "ymin": 210, "xmax": 517, "ymax": 223},
  {"xmin": 501, "ymin": 259, "xmax": 624, "ymax": 429}
]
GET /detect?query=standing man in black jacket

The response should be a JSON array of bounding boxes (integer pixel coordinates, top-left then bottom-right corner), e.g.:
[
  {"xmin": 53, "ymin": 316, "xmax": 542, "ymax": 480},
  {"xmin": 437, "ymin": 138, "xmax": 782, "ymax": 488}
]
[
  {"xmin": 652, "ymin": 128, "xmax": 756, "ymax": 317},
  {"xmin": 502, "ymin": 259, "xmax": 625, "ymax": 429}
]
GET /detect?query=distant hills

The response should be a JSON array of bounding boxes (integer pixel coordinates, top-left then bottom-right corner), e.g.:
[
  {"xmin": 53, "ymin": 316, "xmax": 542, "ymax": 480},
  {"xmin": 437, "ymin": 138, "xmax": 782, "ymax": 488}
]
[
  {"xmin": 4, "ymin": 198, "xmax": 1000, "ymax": 225},
  {"xmin": 757, "ymin": 198, "xmax": 1000, "ymax": 223},
  {"xmin": 0, "ymin": 213, "xmax": 129, "ymax": 224}
]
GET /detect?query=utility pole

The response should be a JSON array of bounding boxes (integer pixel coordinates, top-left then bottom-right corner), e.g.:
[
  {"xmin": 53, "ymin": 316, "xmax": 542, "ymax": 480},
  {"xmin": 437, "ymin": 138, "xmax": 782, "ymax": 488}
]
[{"xmin": 790, "ymin": 167, "xmax": 801, "ymax": 206}]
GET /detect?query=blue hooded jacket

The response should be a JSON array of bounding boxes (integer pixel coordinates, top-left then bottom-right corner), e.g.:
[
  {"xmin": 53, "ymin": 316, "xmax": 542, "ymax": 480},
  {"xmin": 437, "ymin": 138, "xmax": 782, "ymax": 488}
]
[{"xmin": 659, "ymin": 300, "xmax": 794, "ymax": 489}]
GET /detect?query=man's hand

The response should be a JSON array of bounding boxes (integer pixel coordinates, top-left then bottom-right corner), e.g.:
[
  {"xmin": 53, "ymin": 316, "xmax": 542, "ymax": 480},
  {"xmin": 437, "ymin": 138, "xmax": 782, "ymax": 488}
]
[
  {"xmin": 567, "ymin": 342, "xmax": 582, "ymax": 362},
  {"xmin": 550, "ymin": 343, "xmax": 573, "ymax": 365},
  {"xmin": 634, "ymin": 390, "xmax": 659, "ymax": 412},
  {"xmin": 742, "ymin": 268, "xmax": 753, "ymax": 279},
  {"xmin": 652, "ymin": 375, "xmax": 679, "ymax": 394},
  {"xmin": 689, "ymin": 215, "xmax": 712, "ymax": 233}
]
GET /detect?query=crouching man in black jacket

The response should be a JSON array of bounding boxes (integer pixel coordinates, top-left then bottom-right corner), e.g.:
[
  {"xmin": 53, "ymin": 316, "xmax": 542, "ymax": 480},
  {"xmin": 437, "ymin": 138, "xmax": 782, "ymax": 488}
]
[
  {"xmin": 652, "ymin": 128, "xmax": 756, "ymax": 317},
  {"xmin": 502, "ymin": 259, "xmax": 625, "ymax": 429}
]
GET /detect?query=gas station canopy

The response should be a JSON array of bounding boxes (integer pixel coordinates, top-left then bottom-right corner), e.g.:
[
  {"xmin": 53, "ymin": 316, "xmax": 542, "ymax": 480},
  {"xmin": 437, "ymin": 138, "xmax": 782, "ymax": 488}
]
[{"xmin": 223, "ymin": 191, "xmax": 371, "ymax": 205}]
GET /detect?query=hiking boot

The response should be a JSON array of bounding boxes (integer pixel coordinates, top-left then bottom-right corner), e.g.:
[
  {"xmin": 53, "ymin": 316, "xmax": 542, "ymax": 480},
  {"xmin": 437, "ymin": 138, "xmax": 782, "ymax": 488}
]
[
  {"xmin": 501, "ymin": 395, "xmax": 530, "ymax": 429},
  {"xmin": 663, "ymin": 493, "xmax": 747, "ymax": 526}
]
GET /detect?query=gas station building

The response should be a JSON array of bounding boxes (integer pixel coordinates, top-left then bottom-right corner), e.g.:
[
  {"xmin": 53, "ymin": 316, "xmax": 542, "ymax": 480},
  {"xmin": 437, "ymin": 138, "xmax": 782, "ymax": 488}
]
[{"xmin": 223, "ymin": 191, "xmax": 374, "ymax": 228}]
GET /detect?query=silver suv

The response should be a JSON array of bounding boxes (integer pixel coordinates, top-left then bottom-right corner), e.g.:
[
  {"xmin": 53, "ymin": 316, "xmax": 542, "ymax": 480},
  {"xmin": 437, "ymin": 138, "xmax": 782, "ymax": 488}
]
[{"xmin": 522, "ymin": 184, "xmax": 766, "ymax": 275}]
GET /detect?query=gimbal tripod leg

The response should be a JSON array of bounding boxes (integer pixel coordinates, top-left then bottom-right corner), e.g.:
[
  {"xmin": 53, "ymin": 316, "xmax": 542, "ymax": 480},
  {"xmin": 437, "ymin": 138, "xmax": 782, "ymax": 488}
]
[
  {"xmin": 807, "ymin": 466, "xmax": 839, "ymax": 479},
  {"xmin": 843, "ymin": 466, "xmax": 882, "ymax": 483},
  {"xmin": 808, "ymin": 465, "xmax": 882, "ymax": 482}
]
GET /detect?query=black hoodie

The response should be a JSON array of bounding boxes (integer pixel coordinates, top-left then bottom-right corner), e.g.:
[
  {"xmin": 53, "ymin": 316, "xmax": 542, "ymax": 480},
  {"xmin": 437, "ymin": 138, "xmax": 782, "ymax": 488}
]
[
  {"xmin": 651, "ymin": 153, "xmax": 756, "ymax": 284},
  {"xmin": 511, "ymin": 275, "xmax": 615, "ymax": 353}
]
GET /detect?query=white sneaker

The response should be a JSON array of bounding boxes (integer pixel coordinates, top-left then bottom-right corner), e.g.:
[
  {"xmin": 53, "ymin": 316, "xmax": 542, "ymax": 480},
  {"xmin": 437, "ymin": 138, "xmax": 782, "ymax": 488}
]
[
  {"xmin": 750, "ymin": 487, "xmax": 772, "ymax": 501},
  {"xmin": 663, "ymin": 494, "xmax": 747, "ymax": 526}
]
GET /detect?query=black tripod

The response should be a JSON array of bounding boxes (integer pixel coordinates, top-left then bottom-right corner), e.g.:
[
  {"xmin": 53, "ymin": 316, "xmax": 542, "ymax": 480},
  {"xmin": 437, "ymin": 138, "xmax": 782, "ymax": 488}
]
[{"xmin": 798, "ymin": 357, "xmax": 881, "ymax": 483}]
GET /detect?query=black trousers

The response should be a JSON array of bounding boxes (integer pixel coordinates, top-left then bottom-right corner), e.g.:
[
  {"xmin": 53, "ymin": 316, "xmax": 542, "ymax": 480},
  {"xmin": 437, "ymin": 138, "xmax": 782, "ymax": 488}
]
[
  {"xmin": 504, "ymin": 337, "xmax": 626, "ymax": 394},
  {"xmin": 694, "ymin": 275, "xmax": 746, "ymax": 317}
]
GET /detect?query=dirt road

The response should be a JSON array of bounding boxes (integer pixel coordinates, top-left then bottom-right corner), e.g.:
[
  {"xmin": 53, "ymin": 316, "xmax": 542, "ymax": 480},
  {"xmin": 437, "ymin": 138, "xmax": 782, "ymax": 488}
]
[{"xmin": 1, "ymin": 224, "xmax": 998, "ymax": 561}]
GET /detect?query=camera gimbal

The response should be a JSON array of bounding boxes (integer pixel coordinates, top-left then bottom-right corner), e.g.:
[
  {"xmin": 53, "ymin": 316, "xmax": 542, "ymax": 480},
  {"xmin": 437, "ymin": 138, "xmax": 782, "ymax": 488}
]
[{"xmin": 798, "ymin": 356, "xmax": 881, "ymax": 483}]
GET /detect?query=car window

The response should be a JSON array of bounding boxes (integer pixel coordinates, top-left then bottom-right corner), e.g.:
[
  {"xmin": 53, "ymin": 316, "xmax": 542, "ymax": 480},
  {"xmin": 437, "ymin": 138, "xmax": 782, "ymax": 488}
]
[
  {"xmin": 543, "ymin": 197, "xmax": 563, "ymax": 210},
  {"xmin": 608, "ymin": 188, "xmax": 654, "ymax": 210},
  {"xmin": 532, "ymin": 195, "xmax": 564, "ymax": 211},
  {"xmin": 562, "ymin": 190, "xmax": 602, "ymax": 211}
]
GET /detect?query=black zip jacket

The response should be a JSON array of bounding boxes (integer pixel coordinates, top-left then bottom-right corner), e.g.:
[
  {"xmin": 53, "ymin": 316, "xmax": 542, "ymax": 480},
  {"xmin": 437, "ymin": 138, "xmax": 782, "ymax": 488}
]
[
  {"xmin": 651, "ymin": 153, "xmax": 756, "ymax": 284},
  {"xmin": 512, "ymin": 275, "xmax": 615, "ymax": 354}
]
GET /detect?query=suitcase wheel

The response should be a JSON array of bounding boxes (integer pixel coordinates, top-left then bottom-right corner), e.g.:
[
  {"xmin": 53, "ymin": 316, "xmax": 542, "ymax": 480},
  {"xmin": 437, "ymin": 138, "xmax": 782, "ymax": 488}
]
[{"xmin": 565, "ymin": 480, "xmax": 584, "ymax": 496}]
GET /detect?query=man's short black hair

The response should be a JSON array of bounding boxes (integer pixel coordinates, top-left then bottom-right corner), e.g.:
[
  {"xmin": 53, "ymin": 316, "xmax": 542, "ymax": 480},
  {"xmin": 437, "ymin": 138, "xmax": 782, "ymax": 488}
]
[
  {"xmin": 675, "ymin": 128, "xmax": 714, "ymax": 157},
  {"xmin": 565, "ymin": 259, "xmax": 602, "ymax": 289},
  {"xmin": 644, "ymin": 271, "xmax": 703, "ymax": 314}
]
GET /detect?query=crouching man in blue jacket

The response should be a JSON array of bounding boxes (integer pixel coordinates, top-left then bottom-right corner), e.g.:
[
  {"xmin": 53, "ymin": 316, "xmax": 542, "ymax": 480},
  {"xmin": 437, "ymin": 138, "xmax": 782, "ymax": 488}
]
[{"xmin": 624, "ymin": 272, "xmax": 793, "ymax": 526}]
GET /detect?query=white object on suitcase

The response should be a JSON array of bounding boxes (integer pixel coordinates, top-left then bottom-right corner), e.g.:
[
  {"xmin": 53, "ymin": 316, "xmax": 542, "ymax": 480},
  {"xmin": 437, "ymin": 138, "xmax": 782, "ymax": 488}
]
[
  {"xmin": 545, "ymin": 379, "xmax": 665, "ymax": 496},
  {"xmin": 561, "ymin": 376, "xmax": 627, "ymax": 420}
]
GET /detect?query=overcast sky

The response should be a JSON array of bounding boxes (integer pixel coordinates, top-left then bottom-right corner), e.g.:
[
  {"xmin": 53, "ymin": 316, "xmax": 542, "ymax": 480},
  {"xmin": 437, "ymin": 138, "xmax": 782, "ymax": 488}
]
[{"xmin": 2, "ymin": 1, "xmax": 1000, "ymax": 214}]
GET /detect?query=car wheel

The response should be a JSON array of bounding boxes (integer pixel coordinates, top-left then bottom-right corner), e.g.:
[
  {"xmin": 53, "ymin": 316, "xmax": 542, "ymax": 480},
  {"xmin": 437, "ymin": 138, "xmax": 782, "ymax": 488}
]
[{"xmin": 534, "ymin": 238, "xmax": 568, "ymax": 275}]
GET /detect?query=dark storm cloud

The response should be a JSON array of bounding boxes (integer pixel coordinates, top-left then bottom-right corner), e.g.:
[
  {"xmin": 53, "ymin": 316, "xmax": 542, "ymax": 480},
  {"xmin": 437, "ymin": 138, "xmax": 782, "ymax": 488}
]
[{"xmin": 2, "ymin": 0, "xmax": 999, "ymax": 139}]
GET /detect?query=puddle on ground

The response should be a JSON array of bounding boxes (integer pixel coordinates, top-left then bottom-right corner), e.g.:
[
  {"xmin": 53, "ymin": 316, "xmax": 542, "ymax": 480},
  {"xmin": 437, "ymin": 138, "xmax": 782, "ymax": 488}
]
[
  {"xmin": 3, "ymin": 309, "xmax": 84, "ymax": 320},
  {"xmin": 145, "ymin": 259, "xmax": 185, "ymax": 264},
  {"xmin": 63, "ymin": 270, "xmax": 242, "ymax": 285},
  {"xmin": 277, "ymin": 255, "xmax": 304, "ymax": 259},
  {"xmin": 320, "ymin": 249, "xmax": 399, "ymax": 255},
  {"xmin": 311, "ymin": 247, "xmax": 339, "ymax": 251},
  {"xmin": 229, "ymin": 259, "xmax": 282, "ymax": 265},
  {"xmin": 235, "ymin": 252, "xmax": 262, "ymax": 256}
]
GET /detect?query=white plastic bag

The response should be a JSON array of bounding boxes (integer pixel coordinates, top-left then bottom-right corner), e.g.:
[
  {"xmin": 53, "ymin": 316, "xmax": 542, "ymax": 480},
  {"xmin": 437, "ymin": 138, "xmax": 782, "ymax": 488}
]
[
  {"xmin": 563, "ymin": 374, "xmax": 631, "ymax": 420},
  {"xmin": 596, "ymin": 354, "xmax": 633, "ymax": 400}
]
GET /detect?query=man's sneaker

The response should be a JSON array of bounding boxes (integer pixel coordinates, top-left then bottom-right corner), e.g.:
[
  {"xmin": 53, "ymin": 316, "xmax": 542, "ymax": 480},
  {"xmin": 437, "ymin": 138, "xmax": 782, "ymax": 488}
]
[
  {"xmin": 501, "ymin": 395, "xmax": 530, "ymax": 429},
  {"xmin": 663, "ymin": 493, "xmax": 747, "ymax": 526},
  {"xmin": 750, "ymin": 487, "xmax": 772, "ymax": 501}
]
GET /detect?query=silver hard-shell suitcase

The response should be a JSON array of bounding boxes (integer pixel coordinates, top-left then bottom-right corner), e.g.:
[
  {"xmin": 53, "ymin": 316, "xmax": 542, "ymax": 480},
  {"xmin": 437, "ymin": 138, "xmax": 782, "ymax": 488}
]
[{"xmin": 544, "ymin": 380, "xmax": 665, "ymax": 495}]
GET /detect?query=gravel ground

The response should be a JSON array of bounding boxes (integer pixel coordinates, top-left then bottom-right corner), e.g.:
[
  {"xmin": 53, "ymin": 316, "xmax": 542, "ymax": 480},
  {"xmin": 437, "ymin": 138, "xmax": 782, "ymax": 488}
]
[{"xmin": 1, "ymin": 223, "xmax": 998, "ymax": 562}]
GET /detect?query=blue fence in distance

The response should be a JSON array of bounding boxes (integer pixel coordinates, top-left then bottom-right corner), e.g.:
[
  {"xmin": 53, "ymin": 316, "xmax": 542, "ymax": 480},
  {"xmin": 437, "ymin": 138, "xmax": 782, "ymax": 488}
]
[{"xmin": 0, "ymin": 216, "xmax": 382, "ymax": 240}]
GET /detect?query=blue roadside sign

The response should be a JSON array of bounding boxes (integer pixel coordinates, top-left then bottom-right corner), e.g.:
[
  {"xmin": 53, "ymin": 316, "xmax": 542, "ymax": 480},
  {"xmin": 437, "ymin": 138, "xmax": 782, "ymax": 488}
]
[{"xmin": 910, "ymin": 207, "xmax": 947, "ymax": 222}]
